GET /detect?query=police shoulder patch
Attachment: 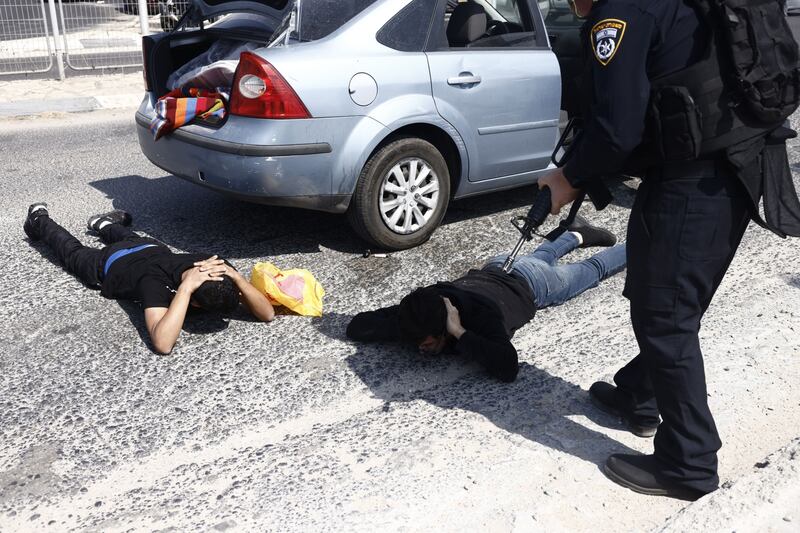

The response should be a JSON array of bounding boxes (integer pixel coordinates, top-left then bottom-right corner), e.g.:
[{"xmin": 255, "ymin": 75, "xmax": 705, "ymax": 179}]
[{"xmin": 591, "ymin": 18, "xmax": 627, "ymax": 66}]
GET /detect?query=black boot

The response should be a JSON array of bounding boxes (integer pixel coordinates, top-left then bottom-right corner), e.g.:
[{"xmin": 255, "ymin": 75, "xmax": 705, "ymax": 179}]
[
  {"xmin": 23, "ymin": 203, "xmax": 49, "ymax": 241},
  {"xmin": 566, "ymin": 215, "xmax": 617, "ymax": 248},
  {"xmin": 604, "ymin": 454, "xmax": 714, "ymax": 501},
  {"xmin": 87, "ymin": 209, "xmax": 132, "ymax": 232},
  {"xmin": 589, "ymin": 382, "xmax": 659, "ymax": 438}
]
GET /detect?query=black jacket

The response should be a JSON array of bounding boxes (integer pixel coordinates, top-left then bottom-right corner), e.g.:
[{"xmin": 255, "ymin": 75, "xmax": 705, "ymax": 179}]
[
  {"xmin": 346, "ymin": 269, "xmax": 537, "ymax": 382},
  {"xmin": 563, "ymin": 0, "xmax": 706, "ymax": 184}
]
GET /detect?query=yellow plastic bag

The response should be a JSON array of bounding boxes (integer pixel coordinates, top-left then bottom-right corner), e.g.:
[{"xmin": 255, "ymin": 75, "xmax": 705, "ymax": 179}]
[{"xmin": 250, "ymin": 262, "xmax": 325, "ymax": 317}]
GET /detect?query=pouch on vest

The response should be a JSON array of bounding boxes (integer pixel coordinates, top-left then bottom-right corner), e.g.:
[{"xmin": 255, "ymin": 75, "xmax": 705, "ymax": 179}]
[
  {"xmin": 649, "ymin": 86, "xmax": 703, "ymax": 162},
  {"xmin": 726, "ymin": 126, "xmax": 800, "ymax": 238},
  {"xmin": 641, "ymin": 0, "xmax": 800, "ymax": 164}
]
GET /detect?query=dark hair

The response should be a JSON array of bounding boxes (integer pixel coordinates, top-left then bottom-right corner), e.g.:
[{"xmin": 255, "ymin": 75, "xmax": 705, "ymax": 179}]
[
  {"xmin": 193, "ymin": 276, "xmax": 239, "ymax": 313},
  {"xmin": 398, "ymin": 287, "xmax": 447, "ymax": 344}
]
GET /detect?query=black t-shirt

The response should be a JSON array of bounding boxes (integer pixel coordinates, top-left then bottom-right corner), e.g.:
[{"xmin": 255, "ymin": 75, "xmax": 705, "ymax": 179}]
[{"xmin": 101, "ymin": 244, "xmax": 211, "ymax": 309}]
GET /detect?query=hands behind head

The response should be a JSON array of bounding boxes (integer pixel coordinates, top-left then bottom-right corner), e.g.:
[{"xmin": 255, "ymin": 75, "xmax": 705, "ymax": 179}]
[
  {"xmin": 182, "ymin": 263, "xmax": 227, "ymax": 293},
  {"xmin": 442, "ymin": 297, "xmax": 466, "ymax": 339},
  {"xmin": 193, "ymin": 255, "xmax": 242, "ymax": 285},
  {"xmin": 182, "ymin": 255, "xmax": 238, "ymax": 293}
]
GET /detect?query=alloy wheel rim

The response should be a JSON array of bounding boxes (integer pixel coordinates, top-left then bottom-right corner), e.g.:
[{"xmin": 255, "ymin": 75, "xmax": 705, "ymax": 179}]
[{"xmin": 379, "ymin": 157, "xmax": 440, "ymax": 235}]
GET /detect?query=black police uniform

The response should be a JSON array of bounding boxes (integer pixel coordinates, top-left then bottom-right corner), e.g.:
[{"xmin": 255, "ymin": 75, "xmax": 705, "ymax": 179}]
[{"xmin": 562, "ymin": 0, "xmax": 751, "ymax": 494}]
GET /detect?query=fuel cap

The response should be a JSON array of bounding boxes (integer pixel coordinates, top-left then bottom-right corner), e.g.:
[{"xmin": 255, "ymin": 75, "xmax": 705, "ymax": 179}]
[{"xmin": 349, "ymin": 73, "xmax": 378, "ymax": 107}]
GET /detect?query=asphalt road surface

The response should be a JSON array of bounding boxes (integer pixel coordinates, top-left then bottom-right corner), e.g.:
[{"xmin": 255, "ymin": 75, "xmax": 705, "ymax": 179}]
[{"xmin": 0, "ymin": 108, "xmax": 799, "ymax": 531}]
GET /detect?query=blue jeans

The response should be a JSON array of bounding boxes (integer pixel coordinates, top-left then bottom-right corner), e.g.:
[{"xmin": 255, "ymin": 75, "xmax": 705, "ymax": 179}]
[{"xmin": 484, "ymin": 233, "xmax": 627, "ymax": 309}]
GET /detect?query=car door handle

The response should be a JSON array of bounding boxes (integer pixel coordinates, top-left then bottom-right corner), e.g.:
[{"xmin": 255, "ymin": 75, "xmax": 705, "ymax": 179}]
[{"xmin": 447, "ymin": 74, "xmax": 482, "ymax": 86}]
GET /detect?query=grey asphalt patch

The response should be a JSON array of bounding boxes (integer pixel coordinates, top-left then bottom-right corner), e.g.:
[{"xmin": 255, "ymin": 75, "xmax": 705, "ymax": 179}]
[{"xmin": 0, "ymin": 97, "xmax": 100, "ymax": 117}]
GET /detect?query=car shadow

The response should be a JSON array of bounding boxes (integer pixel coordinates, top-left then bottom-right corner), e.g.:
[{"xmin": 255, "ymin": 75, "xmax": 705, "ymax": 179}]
[
  {"xmin": 445, "ymin": 174, "xmax": 637, "ymax": 224},
  {"xmin": 90, "ymin": 174, "xmax": 365, "ymax": 257},
  {"xmin": 89, "ymin": 173, "xmax": 637, "ymax": 258},
  {"xmin": 343, "ymin": 345, "xmax": 639, "ymax": 468}
]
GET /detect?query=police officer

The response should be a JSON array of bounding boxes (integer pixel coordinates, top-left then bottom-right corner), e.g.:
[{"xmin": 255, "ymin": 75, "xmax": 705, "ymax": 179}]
[{"xmin": 538, "ymin": 0, "xmax": 753, "ymax": 500}]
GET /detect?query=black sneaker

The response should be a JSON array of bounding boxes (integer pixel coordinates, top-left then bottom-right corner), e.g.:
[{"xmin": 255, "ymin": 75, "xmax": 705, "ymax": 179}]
[
  {"xmin": 565, "ymin": 215, "xmax": 617, "ymax": 248},
  {"xmin": 589, "ymin": 382, "xmax": 659, "ymax": 438},
  {"xmin": 87, "ymin": 210, "xmax": 132, "ymax": 232},
  {"xmin": 604, "ymin": 454, "xmax": 714, "ymax": 501},
  {"xmin": 23, "ymin": 202, "xmax": 49, "ymax": 241}
]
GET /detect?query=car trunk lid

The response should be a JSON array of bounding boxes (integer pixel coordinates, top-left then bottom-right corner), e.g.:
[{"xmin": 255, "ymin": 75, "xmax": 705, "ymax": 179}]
[{"xmin": 184, "ymin": 0, "xmax": 289, "ymax": 24}]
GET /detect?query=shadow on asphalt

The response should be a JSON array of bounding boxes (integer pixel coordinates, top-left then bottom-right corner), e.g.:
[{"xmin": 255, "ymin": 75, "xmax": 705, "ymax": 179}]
[
  {"xmin": 785, "ymin": 274, "xmax": 800, "ymax": 289},
  {"xmin": 89, "ymin": 174, "xmax": 637, "ymax": 257},
  {"xmin": 343, "ymin": 346, "xmax": 639, "ymax": 467},
  {"xmin": 114, "ymin": 297, "xmax": 259, "ymax": 354},
  {"xmin": 90, "ymin": 174, "xmax": 363, "ymax": 257}
]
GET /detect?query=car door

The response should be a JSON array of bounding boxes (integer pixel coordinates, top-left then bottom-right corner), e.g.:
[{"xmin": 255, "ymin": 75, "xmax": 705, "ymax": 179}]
[{"xmin": 426, "ymin": 0, "xmax": 562, "ymax": 182}]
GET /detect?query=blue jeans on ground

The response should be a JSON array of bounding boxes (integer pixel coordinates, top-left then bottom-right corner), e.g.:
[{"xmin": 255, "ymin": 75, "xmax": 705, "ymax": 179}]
[{"xmin": 484, "ymin": 232, "xmax": 627, "ymax": 309}]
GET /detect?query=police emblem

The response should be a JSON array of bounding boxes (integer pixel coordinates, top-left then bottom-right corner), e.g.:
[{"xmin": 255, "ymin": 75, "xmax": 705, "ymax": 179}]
[{"xmin": 591, "ymin": 19, "xmax": 627, "ymax": 66}]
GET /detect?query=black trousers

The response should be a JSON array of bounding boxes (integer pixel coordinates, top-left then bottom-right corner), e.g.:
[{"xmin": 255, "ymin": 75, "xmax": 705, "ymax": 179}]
[
  {"xmin": 615, "ymin": 160, "xmax": 751, "ymax": 493},
  {"xmin": 38, "ymin": 217, "xmax": 151, "ymax": 288}
]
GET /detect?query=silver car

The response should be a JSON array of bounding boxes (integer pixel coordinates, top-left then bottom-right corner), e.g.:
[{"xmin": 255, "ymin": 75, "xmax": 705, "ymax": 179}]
[
  {"xmin": 787, "ymin": 0, "xmax": 800, "ymax": 15},
  {"xmin": 137, "ymin": 0, "xmax": 576, "ymax": 250}
]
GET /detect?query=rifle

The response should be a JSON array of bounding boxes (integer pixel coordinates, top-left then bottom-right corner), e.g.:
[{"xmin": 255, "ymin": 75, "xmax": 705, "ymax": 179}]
[{"xmin": 501, "ymin": 118, "xmax": 614, "ymax": 274}]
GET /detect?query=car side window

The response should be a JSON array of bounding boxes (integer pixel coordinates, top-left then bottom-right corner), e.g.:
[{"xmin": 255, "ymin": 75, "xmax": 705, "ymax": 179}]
[
  {"xmin": 432, "ymin": 0, "xmax": 539, "ymax": 50},
  {"xmin": 376, "ymin": 0, "xmax": 437, "ymax": 52}
]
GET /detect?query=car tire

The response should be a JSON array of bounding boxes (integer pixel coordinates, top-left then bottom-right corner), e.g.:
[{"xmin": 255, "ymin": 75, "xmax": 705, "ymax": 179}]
[{"xmin": 348, "ymin": 137, "xmax": 451, "ymax": 251}]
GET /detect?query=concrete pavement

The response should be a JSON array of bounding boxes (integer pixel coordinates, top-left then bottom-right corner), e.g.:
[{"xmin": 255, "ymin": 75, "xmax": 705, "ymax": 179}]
[{"xmin": 0, "ymin": 71, "xmax": 144, "ymax": 117}]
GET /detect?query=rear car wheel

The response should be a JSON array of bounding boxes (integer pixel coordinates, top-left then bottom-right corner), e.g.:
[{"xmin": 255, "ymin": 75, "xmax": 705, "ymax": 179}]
[{"xmin": 348, "ymin": 137, "xmax": 451, "ymax": 251}]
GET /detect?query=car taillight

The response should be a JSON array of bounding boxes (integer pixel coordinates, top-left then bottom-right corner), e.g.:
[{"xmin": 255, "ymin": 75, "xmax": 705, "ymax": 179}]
[{"xmin": 230, "ymin": 52, "xmax": 311, "ymax": 119}]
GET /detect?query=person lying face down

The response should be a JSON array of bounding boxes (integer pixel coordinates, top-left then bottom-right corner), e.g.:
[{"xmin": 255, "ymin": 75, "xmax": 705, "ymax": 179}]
[
  {"xmin": 346, "ymin": 216, "xmax": 626, "ymax": 382},
  {"xmin": 24, "ymin": 203, "xmax": 275, "ymax": 354}
]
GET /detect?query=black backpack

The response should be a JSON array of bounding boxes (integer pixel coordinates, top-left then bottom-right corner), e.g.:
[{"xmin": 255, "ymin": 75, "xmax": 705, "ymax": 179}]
[
  {"xmin": 641, "ymin": 0, "xmax": 800, "ymax": 237},
  {"xmin": 698, "ymin": 0, "xmax": 800, "ymax": 126}
]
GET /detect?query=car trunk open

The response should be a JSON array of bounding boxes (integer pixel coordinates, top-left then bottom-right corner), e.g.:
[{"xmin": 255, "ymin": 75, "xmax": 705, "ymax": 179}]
[
  {"xmin": 143, "ymin": 0, "xmax": 380, "ymax": 98},
  {"xmin": 143, "ymin": 12, "xmax": 282, "ymax": 97}
]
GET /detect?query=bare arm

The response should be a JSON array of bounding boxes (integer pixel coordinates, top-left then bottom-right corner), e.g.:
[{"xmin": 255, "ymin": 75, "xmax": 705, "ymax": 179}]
[
  {"xmin": 230, "ymin": 269, "xmax": 275, "ymax": 322},
  {"xmin": 145, "ymin": 263, "xmax": 226, "ymax": 354}
]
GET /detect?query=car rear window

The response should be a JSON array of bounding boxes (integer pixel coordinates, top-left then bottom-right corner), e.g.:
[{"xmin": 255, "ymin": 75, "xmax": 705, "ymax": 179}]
[
  {"xmin": 302, "ymin": 0, "xmax": 379, "ymax": 41},
  {"xmin": 377, "ymin": 0, "xmax": 436, "ymax": 52},
  {"xmin": 270, "ymin": 0, "xmax": 380, "ymax": 44}
]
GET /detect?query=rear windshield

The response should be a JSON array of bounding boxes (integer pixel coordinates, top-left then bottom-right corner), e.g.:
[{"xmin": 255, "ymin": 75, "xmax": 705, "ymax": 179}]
[{"xmin": 269, "ymin": 0, "xmax": 379, "ymax": 45}]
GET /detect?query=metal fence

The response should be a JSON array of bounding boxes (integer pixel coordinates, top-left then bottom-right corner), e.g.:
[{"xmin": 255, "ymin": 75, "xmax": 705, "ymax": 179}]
[
  {"xmin": 0, "ymin": 0, "xmax": 186, "ymax": 78},
  {"xmin": 0, "ymin": 0, "xmax": 54, "ymax": 74}
]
